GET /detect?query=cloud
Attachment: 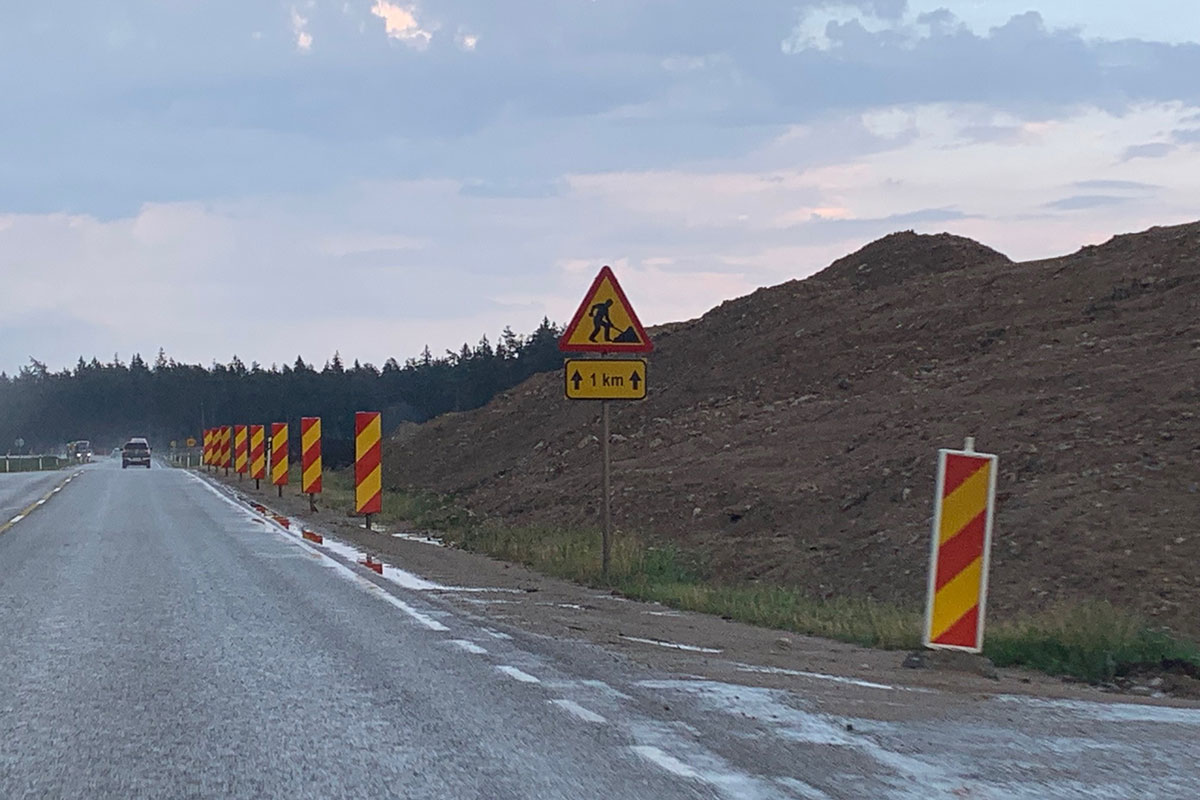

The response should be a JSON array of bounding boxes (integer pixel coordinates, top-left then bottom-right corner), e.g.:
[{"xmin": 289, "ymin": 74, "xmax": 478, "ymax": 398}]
[
  {"xmin": 1172, "ymin": 128, "xmax": 1200, "ymax": 144},
  {"xmin": 291, "ymin": 7, "xmax": 313, "ymax": 52},
  {"xmin": 1043, "ymin": 195, "xmax": 1131, "ymax": 211},
  {"xmin": 1121, "ymin": 142, "xmax": 1177, "ymax": 161},
  {"xmin": 457, "ymin": 31, "xmax": 478, "ymax": 51},
  {"xmin": 371, "ymin": 1, "xmax": 432, "ymax": 48},
  {"xmin": 958, "ymin": 124, "xmax": 1026, "ymax": 144},
  {"xmin": 1071, "ymin": 179, "xmax": 1159, "ymax": 192}
]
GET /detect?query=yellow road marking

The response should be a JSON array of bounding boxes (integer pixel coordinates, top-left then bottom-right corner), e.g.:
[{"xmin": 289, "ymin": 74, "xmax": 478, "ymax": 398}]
[{"xmin": 0, "ymin": 472, "xmax": 78, "ymax": 536}]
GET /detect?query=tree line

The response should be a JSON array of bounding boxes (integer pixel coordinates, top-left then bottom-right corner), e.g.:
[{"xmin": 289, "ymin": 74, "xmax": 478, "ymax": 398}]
[{"xmin": 0, "ymin": 319, "xmax": 564, "ymax": 467}]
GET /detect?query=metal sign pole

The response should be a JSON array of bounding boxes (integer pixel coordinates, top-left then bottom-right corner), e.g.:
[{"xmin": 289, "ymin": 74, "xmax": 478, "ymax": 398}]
[{"xmin": 602, "ymin": 400, "xmax": 612, "ymax": 581}]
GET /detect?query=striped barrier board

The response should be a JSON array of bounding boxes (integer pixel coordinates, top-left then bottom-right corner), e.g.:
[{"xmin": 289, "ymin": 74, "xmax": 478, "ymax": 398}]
[
  {"xmin": 301, "ymin": 416, "xmax": 322, "ymax": 496},
  {"xmin": 202, "ymin": 429, "xmax": 211, "ymax": 466},
  {"xmin": 234, "ymin": 425, "xmax": 248, "ymax": 475},
  {"xmin": 249, "ymin": 425, "xmax": 266, "ymax": 482},
  {"xmin": 924, "ymin": 445, "xmax": 999, "ymax": 653},
  {"xmin": 220, "ymin": 426, "xmax": 232, "ymax": 471},
  {"xmin": 271, "ymin": 423, "xmax": 289, "ymax": 489},
  {"xmin": 355, "ymin": 411, "xmax": 382, "ymax": 518}
]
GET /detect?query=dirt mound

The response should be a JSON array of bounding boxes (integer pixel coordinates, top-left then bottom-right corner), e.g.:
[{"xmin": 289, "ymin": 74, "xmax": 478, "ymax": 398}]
[
  {"xmin": 386, "ymin": 222, "xmax": 1200, "ymax": 636},
  {"xmin": 814, "ymin": 230, "xmax": 1012, "ymax": 290}
]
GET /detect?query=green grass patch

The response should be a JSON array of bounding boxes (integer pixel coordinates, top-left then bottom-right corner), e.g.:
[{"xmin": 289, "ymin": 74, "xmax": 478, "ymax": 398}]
[
  {"xmin": 347, "ymin": 476, "xmax": 1200, "ymax": 682},
  {"xmin": 984, "ymin": 601, "xmax": 1200, "ymax": 683},
  {"xmin": 1, "ymin": 456, "xmax": 67, "ymax": 473}
]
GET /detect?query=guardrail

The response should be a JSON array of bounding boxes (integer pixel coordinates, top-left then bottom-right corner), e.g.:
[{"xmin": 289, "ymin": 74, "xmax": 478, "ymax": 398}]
[{"xmin": 1, "ymin": 455, "xmax": 68, "ymax": 473}]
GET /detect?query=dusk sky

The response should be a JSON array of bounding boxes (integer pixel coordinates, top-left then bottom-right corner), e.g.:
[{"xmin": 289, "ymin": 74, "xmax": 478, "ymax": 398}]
[{"xmin": 2, "ymin": 1, "xmax": 1198, "ymax": 374}]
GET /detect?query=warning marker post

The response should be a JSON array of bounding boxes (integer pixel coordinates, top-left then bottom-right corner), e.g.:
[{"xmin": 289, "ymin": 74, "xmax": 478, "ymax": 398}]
[{"xmin": 923, "ymin": 437, "xmax": 998, "ymax": 653}]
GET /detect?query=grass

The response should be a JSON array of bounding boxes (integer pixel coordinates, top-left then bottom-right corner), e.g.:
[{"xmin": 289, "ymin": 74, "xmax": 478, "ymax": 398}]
[
  {"xmin": 285, "ymin": 469, "xmax": 1200, "ymax": 683},
  {"xmin": 984, "ymin": 601, "xmax": 1200, "ymax": 683},
  {"xmin": 1, "ymin": 456, "xmax": 67, "ymax": 473}
]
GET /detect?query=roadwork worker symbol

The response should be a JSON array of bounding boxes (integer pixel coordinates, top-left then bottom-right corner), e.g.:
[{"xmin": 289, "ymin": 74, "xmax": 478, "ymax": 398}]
[{"xmin": 589, "ymin": 299, "xmax": 615, "ymax": 342}]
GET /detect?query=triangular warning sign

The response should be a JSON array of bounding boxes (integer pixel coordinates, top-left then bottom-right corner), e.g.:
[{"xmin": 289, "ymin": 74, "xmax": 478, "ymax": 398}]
[{"xmin": 559, "ymin": 266, "xmax": 654, "ymax": 353}]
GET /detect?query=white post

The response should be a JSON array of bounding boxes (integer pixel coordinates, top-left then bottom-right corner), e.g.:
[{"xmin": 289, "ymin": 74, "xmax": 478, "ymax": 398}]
[{"xmin": 964, "ymin": 436, "xmax": 976, "ymax": 454}]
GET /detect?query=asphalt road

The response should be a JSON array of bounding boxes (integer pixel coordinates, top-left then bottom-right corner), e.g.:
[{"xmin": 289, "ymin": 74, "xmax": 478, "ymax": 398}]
[{"xmin": 1, "ymin": 461, "xmax": 1198, "ymax": 799}]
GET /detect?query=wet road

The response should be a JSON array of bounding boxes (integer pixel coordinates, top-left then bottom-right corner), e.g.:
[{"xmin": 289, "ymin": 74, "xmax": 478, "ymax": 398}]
[{"xmin": 1, "ymin": 461, "xmax": 1198, "ymax": 799}]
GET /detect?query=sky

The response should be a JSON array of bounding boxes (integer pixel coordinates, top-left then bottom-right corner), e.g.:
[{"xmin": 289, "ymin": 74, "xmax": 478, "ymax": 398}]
[{"xmin": 1, "ymin": 1, "xmax": 1198, "ymax": 374}]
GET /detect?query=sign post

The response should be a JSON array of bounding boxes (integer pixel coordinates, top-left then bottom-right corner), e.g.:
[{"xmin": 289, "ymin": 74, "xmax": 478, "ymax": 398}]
[
  {"xmin": 301, "ymin": 417, "xmax": 322, "ymax": 512},
  {"xmin": 249, "ymin": 425, "xmax": 266, "ymax": 490},
  {"xmin": 559, "ymin": 266, "xmax": 653, "ymax": 580},
  {"xmin": 234, "ymin": 425, "xmax": 248, "ymax": 480},
  {"xmin": 923, "ymin": 437, "xmax": 999, "ymax": 653},
  {"xmin": 271, "ymin": 423, "xmax": 289, "ymax": 498},
  {"xmin": 355, "ymin": 412, "xmax": 382, "ymax": 531}
]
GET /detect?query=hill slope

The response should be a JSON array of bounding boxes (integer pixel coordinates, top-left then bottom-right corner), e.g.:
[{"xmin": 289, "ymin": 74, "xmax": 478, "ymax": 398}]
[{"xmin": 385, "ymin": 222, "xmax": 1200, "ymax": 635}]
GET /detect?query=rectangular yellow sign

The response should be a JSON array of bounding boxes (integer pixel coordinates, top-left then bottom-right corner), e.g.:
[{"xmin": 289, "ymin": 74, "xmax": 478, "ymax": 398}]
[{"xmin": 565, "ymin": 359, "xmax": 647, "ymax": 400}]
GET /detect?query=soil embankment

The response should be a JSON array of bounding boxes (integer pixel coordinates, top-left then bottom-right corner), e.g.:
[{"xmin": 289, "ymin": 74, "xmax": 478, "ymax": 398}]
[{"xmin": 386, "ymin": 222, "xmax": 1200, "ymax": 637}]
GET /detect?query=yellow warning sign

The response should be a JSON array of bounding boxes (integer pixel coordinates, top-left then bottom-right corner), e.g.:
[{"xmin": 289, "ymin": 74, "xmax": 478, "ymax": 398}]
[
  {"xmin": 186, "ymin": 437, "xmax": 197, "ymax": 448},
  {"xmin": 565, "ymin": 359, "xmax": 647, "ymax": 400},
  {"xmin": 559, "ymin": 266, "xmax": 653, "ymax": 353}
]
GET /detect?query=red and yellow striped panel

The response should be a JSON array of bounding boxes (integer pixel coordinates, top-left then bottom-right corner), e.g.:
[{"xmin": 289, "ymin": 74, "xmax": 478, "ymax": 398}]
[
  {"xmin": 202, "ymin": 429, "xmax": 210, "ymax": 465},
  {"xmin": 354, "ymin": 412, "xmax": 382, "ymax": 515},
  {"xmin": 221, "ymin": 426, "xmax": 233, "ymax": 469},
  {"xmin": 925, "ymin": 450, "xmax": 997, "ymax": 652},
  {"xmin": 249, "ymin": 425, "xmax": 266, "ymax": 480},
  {"xmin": 271, "ymin": 423, "xmax": 289, "ymax": 486},
  {"xmin": 301, "ymin": 417, "xmax": 322, "ymax": 495},
  {"xmin": 234, "ymin": 425, "xmax": 249, "ymax": 474}
]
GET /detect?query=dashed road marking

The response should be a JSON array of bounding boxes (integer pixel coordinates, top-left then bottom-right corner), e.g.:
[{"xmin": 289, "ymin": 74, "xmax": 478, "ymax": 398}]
[
  {"xmin": 497, "ymin": 665, "xmax": 540, "ymax": 684},
  {"xmin": 189, "ymin": 471, "xmax": 452, "ymax": 632},
  {"xmin": 621, "ymin": 635, "xmax": 723, "ymax": 654},
  {"xmin": 0, "ymin": 472, "xmax": 78, "ymax": 537},
  {"xmin": 449, "ymin": 640, "xmax": 488, "ymax": 655},
  {"xmin": 630, "ymin": 746, "xmax": 699, "ymax": 779},
  {"xmin": 550, "ymin": 699, "xmax": 606, "ymax": 724}
]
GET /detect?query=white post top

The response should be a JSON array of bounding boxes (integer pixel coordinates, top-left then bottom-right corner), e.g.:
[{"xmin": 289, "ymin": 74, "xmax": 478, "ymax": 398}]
[{"xmin": 964, "ymin": 436, "xmax": 976, "ymax": 453}]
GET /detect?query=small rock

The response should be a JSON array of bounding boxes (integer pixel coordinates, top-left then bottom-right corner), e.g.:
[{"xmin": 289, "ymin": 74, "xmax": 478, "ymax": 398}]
[
  {"xmin": 773, "ymin": 637, "xmax": 792, "ymax": 651},
  {"xmin": 902, "ymin": 649, "xmax": 999, "ymax": 680},
  {"xmin": 692, "ymin": 507, "xmax": 702, "ymax": 518}
]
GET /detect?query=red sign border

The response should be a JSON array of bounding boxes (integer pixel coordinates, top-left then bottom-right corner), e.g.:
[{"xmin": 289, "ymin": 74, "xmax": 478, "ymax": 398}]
[{"xmin": 558, "ymin": 266, "xmax": 653, "ymax": 354}]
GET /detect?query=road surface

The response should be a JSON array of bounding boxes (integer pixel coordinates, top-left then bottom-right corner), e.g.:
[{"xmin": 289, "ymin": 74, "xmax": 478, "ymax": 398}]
[{"xmin": 1, "ymin": 461, "xmax": 1197, "ymax": 799}]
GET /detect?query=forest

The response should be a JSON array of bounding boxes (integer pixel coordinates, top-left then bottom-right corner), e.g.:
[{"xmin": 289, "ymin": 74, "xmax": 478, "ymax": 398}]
[{"xmin": 0, "ymin": 319, "xmax": 564, "ymax": 467}]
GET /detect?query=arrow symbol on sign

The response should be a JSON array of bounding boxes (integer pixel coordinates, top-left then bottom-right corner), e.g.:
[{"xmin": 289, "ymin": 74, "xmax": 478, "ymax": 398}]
[
  {"xmin": 630, "ymin": 371, "xmax": 642, "ymax": 390},
  {"xmin": 571, "ymin": 370, "xmax": 583, "ymax": 390}
]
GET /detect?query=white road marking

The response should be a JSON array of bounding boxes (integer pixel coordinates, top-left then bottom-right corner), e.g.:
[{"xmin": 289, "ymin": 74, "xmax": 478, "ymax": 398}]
[
  {"xmin": 9, "ymin": 515, "xmax": 24, "ymax": 524},
  {"xmin": 484, "ymin": 629, "xmax": 513, "ymax": 640},
  {"xmin": 35, "ymin": 499, "xmax": 45, "ymax": 506},
  {"xmin": 621, "ymin": 635, "xmax": 723, "ymax": 654},
  {"xmin": 449, "ymin": 639, "xmax": 488, "ymax": 655},
  {"xmin": 496, "ymin": 665, "xmax": 540, "ymax": 684},
  {"xmin": 630, "ymin": 746, "xmax": 700, "ymax": 778},
  {"xmin": 188, "ymin": 471, "xmax": 451, "ymax": 632},
  {"xmin": 734, "ymin": 663, "xmax": 919, "ymax": 692},
  {"xmin": 550, "ymin": 699, "xmax": 606, "ymax": 724}
]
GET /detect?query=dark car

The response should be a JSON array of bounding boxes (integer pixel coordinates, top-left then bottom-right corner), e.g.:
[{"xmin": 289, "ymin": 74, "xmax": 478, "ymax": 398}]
[{"xmin": 121, "ymin": 438, "xmax": 152, "ymax": 469}]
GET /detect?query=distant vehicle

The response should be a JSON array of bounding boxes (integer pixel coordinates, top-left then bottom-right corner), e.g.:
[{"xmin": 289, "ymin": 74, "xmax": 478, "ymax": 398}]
[
  {"xmin": 66, "ymin": 440, "xmax": 93, "ymax": 463},
  {"xmin": 121, "ymin": 438, "xmax": 152, "ymax": 469}
]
